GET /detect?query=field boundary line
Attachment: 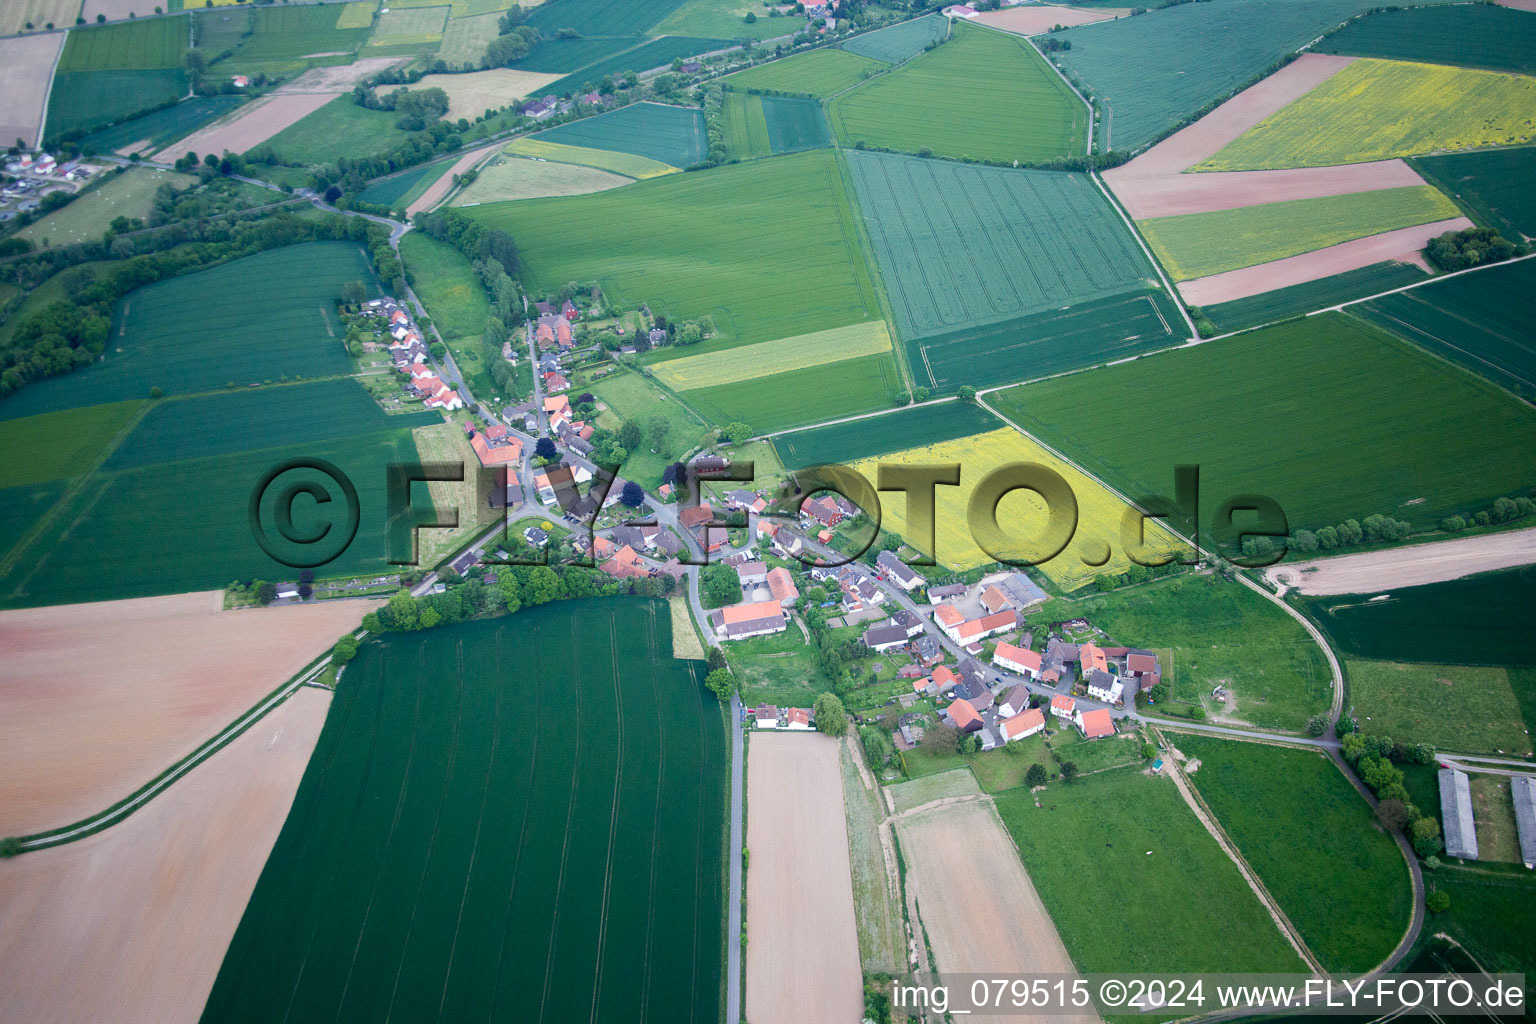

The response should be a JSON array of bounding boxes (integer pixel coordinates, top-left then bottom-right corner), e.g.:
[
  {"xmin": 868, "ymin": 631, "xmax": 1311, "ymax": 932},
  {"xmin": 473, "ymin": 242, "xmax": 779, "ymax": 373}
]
[
  {"xmin": 1090, "ymin": 170, "xmax": 1197, "ymax": 339},
  {"xmin": 10, "ymin": 629, "xmax": 365, "ymax": 851},
  {"xmin": 34, "ymin": 29, "xmax": 67, "ymax": 148},
  {"xmin": 752, "ymin": 393, "xmax": 960, "ymax": 443},
  {"xmin": 1316, "ymin": 249, "xmax": 1536, "ymax": 313}
]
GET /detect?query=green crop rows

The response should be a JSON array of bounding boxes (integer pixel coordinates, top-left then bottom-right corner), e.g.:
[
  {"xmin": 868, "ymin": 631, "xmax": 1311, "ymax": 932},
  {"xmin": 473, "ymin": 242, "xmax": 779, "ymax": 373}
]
[
  {"xmin": 78, "ymin": 96, "xmax": 246, "ymax": 155},
  {"xmin": 762, "ymin": 96, "xmax": 830, "ymax": 153},
  {"xmin": 725, "ymin": 46, "xmax": 887, "ymax": 97},
  {"xmin": 58, "ymin": 16, "xmax": 188, "ymax": 71},
  {"xmin": 830, "ymin": 23, "xmax": 1085, "ymax": 164},
  {"xmin": 1317, "ymin": 4, "xmax": 1536, "ymax": 75},
  {"xmin": 534, "ymin": 101, "xmax": 707, "ymax": 169},
  {"xmin": 684, "ymin": 350, "xmax": 900, "ymax": 436},
  {"xmin": 840, "ymin": 13, "xmax": 947, "ymax": 65},
  {"xmin": 235, "ymin": 4, "xmax": 373, "ymax": 62},
  {"xmin": 533, "ymin": 36, "xmax": 735, "ymax": 97},
  {"xmin": 0, "ymin": 401, "xmax": 143, "ymax": 489},
  {"xmin": 358, "ymin": 160, "xmax": 455, "ymax": 208},
  {"xmin": 527, "ymin": 0, "xmax": 692, "ymax": 37},
  {"xmin": 989, "ymin": 313, "xmax": 1536, "ymax": 533},
  {"xmin": 201, "ymin": 599, "xmax": 726, "ymax": 1023},
  {"xmin": 1413, "ymin": 147, "xmax": 1536, "ymax": 248},
  {"xmin": 47, "ymin": 70, "xmax": 190, "ymax": 142},
  {"xmin": 721, "ymin": 92, "xmax": 771, "ymax": 160},
  {"xmin": 1200, "ymin": 260, "xmax": 1426, "ymax": 334},
  {"xmin": 467, "ymin": 150, "xmax": 881, "ymax": 352},
  {"xmin": 773, "ymin": 400, "xmax": 1002, "ymax": 468}
]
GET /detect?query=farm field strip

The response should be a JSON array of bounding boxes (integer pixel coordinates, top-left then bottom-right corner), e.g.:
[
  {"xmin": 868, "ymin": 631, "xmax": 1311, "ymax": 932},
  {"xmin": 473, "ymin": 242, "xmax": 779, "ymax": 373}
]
[
  {"xmin": 1107, "ymin": 158, "xmax": 1426, "ymax": 220},
  {"xmin": 681, "ymin": 350, "xmax": 901, "ymax": 436},
  {"xmin": 1199, "ymin": 260, "xmax": 1426, "ymax": 335},
  {"xmin": 721, "ymin": 91, "xmax": 772, "ymax": 161},
  {"xmin": 503, "ymin": 137, "xmax": 679, "ymax": 178},
  {"xmin": 773, "ymin": 399, "xmax": 1003, "ymax": 468},
  {"xmin": 761, "ymin": 96, "xmax": 830, "ymax": 154},
  {"xmin": 840, "ymin": 12, "xmax": 947, "ymax": 64},
  {"xmin": 531, "ymin": 101, "xmax": 707, "ymax": 169},
  {"xmin": 0, "ymin": 33, "xmax": 67, "ymax": 150},
  {"xmin": 724, "ymin": 45, "xmax": 887, "ymax": 97},
  {"xmin": 1412, "ymin": 146, "xmax": 1536, "ymax": 241},
  {"xmin": 152, "ymin": 92, "xmax": 338, "ymax": 164},
  {"xmin": 1269, "ymin": 526, "xmax": 1536, "ymax": 596},
  {"xmin": 452, "ymin": 155, "xmax": 634, "ymax": 204},
  {"xmin": 1316, "ymin": 3, "xmax": 1536, "ymax": 76},
  {"xmin": 651, "ymin": 320, "xmax": 891, "ymax": 389},
  {"xmin": 975, "ymin": 4, "xmax": 1115, "ymax": 35}
]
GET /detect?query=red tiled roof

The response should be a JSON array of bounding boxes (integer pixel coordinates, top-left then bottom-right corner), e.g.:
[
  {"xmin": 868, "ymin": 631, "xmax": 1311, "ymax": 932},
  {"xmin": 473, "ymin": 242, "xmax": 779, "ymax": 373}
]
[
  {"xmin": 1078, "ymin": 707, "xmax": 1114, "ymax": 738},
  {"xmin": 720, "ymin": 600, "xmax": 783, "ymax": 625},
  {"xmin": 1002, "ymin": 708, "xmax": 1045, "ymax": 738},
  {"xmin": 993, "ymin": 641, "xmax": 1040, "ymax": 672},
  {"xmin": 947, "ymin": 698, "xmax": 981, "ymax": 729},
  {"xmin": 767, "ymin": 566, "xmax": 798, "ymax": 602},
  {"xmin": 1051, "ymin": 694, "xmax": 1075, "ymax": 713}
]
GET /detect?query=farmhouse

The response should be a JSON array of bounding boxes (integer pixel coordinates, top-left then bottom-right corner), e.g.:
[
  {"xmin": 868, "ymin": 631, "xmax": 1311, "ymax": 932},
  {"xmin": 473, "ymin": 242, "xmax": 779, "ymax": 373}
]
[
  {"xmin": 944, "ymin": 697, "xmax": 983, "ymax": 733},
  {"xmin": 468, "ymin": 424, "xmax": 523, "ymax": 467},
  {"xmin": 1085, "ymin": 669, "xmax": 1124, "ymax": 704},
  {"xmin": 1001, "ymin": 708, "xmax": 1046, "ymax": 743},
  {"xmin": 938, "ymin": 608, "xmax": 1017, "ymax": 646},
  {"xmin": 711, "ymin": 600, "xmax": 788, "ymax": 640},
  {"xmin": 1439, "ymin": 768, "xmax": 1479, "ymax": 860},
  {"xmin": 1075, "ymin": 707, "xmax": 1115, "ymax": 739},
  {"xmin": 1050, "ymin": 693, "xmax": 1075, "ymax": 720},
  {"xmin": 992, "ymin": 641, "xmax": 1040, "ymax": 678},
  {"xmin": 599, "ymin": 544, "xmax": 650, "ymax": 579},
  {"xmin": 766, "ymin": 566, "xmax": 799, "ymax": 607},
  {"xmin": 876, "ymin": 549, "xmax": 925, "ymax": 591},
  {"xmin": 753, "ymin": 704, "xmax": 780, "ymax": 728},
  {"xmin": 735, "ymin": 561, "xmax": 768, "ymax": 586},
  {"xmin": 784, "ymin": 707, "xmax": 812, "ymax": 730},
  {"xmin": 1513, "ymin": 776, "xmax": 1536, "ymax": 870},
  {"xmin": 1079, "ymin": 642, "xmax": 1109, "ymax": 675},
  {"xmin": 998, "ymin": 684, "xmax": 1032, "ymax": 719},
  {"xmin": 862, "ymin": 624, "xmax": 910, "ymax": 653}
]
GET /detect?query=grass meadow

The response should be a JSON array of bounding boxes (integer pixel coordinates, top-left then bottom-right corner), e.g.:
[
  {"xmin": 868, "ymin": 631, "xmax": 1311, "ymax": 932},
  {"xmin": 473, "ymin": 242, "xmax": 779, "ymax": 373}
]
[
  {"xmin": 590, "ymin": 371, "xmax": 711, "ymax": 488},
  {"xmin": 264, "ymin": 96, "xmax": 416, "ymax": 166},
  {"xmin": 469, "ymin": 150, "xmax": 882, "ymax": 352},
  {"xmin": 830, "ymin": 23, "xmax": 1085, "ymax": 164},
  {"xmin": 366, "ymin": 5, "xmax": 449, "ymax": 50},
  {"xmin": 1197, "ymin": 58, "xmax": 1536, "ymax": 170},
  {"xmin": 1352, "ymin": 257, "xmax": 1536, "ymax": 401},
  {"xmin": 532, "ymin": 101, "xmax": 707, "ymax": 169},
  {"xmin": 1429, "ymin": 864, "xmax": 1536, "ymax": 996},
  {"xmin": 1469, "ymin": 775, "xmax": 1523, "ymax": 863},
  {"xmin": 503, "ymin": 137, "xmax": 678, "ymax": 178},
  {"xmin": 1317, "ymin": 4, "xmax": 1536, "ymax": 75},
  {"xmin": 16, "ymin": 168, "xmax": 197, "ymax": 246},
  {"xmin": 201, "ymin": 599, "xmax": 726, "ymax": 1024},
  {"xmin": 652, "ymin": 0, "xmax": 789, "ymax": 41},
  {"xmin": 1138, "ymin": 185, "xmax": 1461, "ymax": 281},
  {"xmin": 234, "ymin": 3, "xmax": 374, "ymax": 62},
  {"xmin": 1172, "ymin": 735, "xmax": 1413, "ymax": 973},
  {"xmin": 399, "ymin": 232, "xmax": 488, "ymax": 349},
  {"xmin": 651, "ymin": 321, "xmax": 891, "ymax": 389},
  {"xmin": 1347, "ymin": 659, "xmax": 1532, "ymax": 756},
  {"xmin": 988, "ymin": 314, "xmax": 1536, "ymax": 534},
  {"xmin": 840, "ymin": 13, "xmax": 947, "ymax": 64},
  {"xmin": 994, "ymin": 770, "xmax": 1306, "ymax": 973},
  {"xmin": 773, "ymin": 399, "xmax": 1001, "ymax": 468},
  {"xmin": 437, "ymin": 12, "xmax": 506, "ymax": 66},
  {"xmin": 725, "ymin": 46, "xmax": 887, "ymax": 97},
  {"xmin": 452, "ymin": 156, "xmax": 632, "ymax": 204}
]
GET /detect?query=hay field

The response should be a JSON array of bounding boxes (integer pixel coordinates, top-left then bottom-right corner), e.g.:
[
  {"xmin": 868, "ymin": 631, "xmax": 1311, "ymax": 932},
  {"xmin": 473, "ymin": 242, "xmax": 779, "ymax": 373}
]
[
  {"xmin": 366, "ymin": 3, "xmax": 450, "ymax": 48},
  {"xmin": 15, "ymin": 167, "xmax": 197, "ymax": 245},
  {"xmin": 652, "ymin": 320, "xmax": 891, "ymax": 389},
  {"xmin": 1346, "ymin": 659, "xmax": 1533, "ymax": 756},
  {"xmin": 830, "ymin": 22, "xmax": 1085, "ymax": 163},
  {"xmin": 0, "ymin": 33, "xmax": 66, "ymax": 149},
  {"xmin": 0, "ymin": 592, "xmax": 372, "ymax": 835},
  {"xmin": 1138, "ymin": 185, "xmax": 1462, "ymax": 281},
  {"xmin": 453, "ymin": 154, "xmax": 633, "ymax": 203},
  {"xmin": 0, "ymin": 688, "xmax": 330, "ymax": 1024},
  {"xmin": 504, "ymin": 136, "xmax": 679, "ymax": 178},
  {"xmin": 0, "ymin": 0, "xmax": 80, "ymax": 35},
  {"xmin": 201, "ymin": 600, "xmax": 727, "ymax": 1024},
  {"xmin": 408, "ymin": 67, "xmax": 564, "ymax": 120},
  {"xmin": 896, "ymin": 800, "xmax": 1088, "ymax": 1024},
  {"xmin": 725, "ymin": 45, "xmax": 887, "ymax": 97},
  {"xmin": 746, "ymin": 733, "xmax": 863, "ymax": 1024},
  {"xmin": 1199, "ymin": 59, "xmax": 1536, "ymax": 170},
  {"xmin": 436, "ymin": 10, "xmax": 504, "ymax": 65},
  {"xmin": 334, "ymin": 1, "xmax": 379, "ymax": 29},
  {"xmin": 848, "ymin": 427, "xmax": 1183, "ymax": 587}
]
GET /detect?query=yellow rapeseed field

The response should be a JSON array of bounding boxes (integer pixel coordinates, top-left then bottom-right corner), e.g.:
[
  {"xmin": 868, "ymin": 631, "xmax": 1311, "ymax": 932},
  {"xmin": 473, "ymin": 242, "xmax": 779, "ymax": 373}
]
[
  {"xmin": 652, "ymin": 321, "xmax": 892, "ymax": 391},
  {"xmin": 1197, "ymin": 58, "xmax": 1536, "ymax": 170},
  {"xmin": 848, "ymin": 428, "xmax": 1183, "ymax": 590},
  {"xmin": 503, "ymin": 138, "xmax": 680, "ymax": 179}
]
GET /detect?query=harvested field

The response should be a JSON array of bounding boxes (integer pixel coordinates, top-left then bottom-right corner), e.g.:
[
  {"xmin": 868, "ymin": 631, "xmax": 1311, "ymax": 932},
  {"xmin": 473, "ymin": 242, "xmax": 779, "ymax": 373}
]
[
  {"xmin": 0, "ymin": 591, "xmax": 374, "ymax": 836},
  {"xmin": 407, "ymin": 140, "xmax": 499, "ymax": 214},
  {"xmin": 81, "ymin": 95, "xmax": 245, "ymax": 157},
  {"xmin": 407, "ymin": 67, "xmax": 563, "ymax": 120},
  {"xmin": 746, "ymin": 732, "xmax": 863, "ymax": 1024},
  {"xmin": 153, "ymin": 92, "xmax": 337, "ymax": 163},
  {"xmin": 1267, "ymin": 527, "xmax": 1536, "ymax": 595},
  {"xmin": 0, "ymin": 0, "xmax": 80, "ymax": 36},
  {"xmin": 976, "ymin": 4, "xmax": 1118, "ymax": 34},
  {"xmin": 1499, "ymin": 0, "xmax": 1536, "ymax": 9},
  {"xmin": 897, "ymin": 800, "xmax": 1089, "ymax": 1023},
  {"xmin": 1109, "ymin": 159, "xmax": 1424, "ymax": 219},
  {"xmin": 0, "ymin": 687, "xmax": 330, "ymax": 1024},
  {"xmin": 453, "ymin": 154, "xmax": 632, "ymax": 204},
  {"xmin": 1178, "ymin": 217, "xmax": 1471, "ymax": 305},
  {"xmin": 0, "ymin": 33, "xmax": 66, "ymax": 149}
]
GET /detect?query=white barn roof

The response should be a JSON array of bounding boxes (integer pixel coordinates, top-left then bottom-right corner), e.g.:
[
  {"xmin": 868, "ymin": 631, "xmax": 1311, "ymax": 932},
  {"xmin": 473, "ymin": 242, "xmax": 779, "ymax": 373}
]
[
  {"xmin": 1512, "ymin": 775, "xmax": 1536, "ymax": 869},
  {"xmin": 1438, "ymin": 768, "xmax": 1479, "ymax": 861}
]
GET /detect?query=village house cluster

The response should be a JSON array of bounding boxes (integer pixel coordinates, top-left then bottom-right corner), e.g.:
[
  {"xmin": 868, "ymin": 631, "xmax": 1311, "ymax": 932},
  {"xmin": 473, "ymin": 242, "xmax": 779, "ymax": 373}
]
[
  {"xmin": 371, "ymin": 298, "xmax": 464, "ymax": 410},
  {"xmin": 1, "ymin": 151, "xmax": 98, "ymax": 222}
]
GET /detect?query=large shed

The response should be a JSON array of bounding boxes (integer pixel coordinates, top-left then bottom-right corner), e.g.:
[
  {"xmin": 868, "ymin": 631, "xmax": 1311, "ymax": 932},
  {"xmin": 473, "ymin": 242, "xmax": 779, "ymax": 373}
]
[
  {"xmin": 1438, "ymin": 768, "xmax": 1479, "ymax": 861},
  {"xmin": 1512, "ymin": 775, "xmax": 1536, "ymax": 870}
]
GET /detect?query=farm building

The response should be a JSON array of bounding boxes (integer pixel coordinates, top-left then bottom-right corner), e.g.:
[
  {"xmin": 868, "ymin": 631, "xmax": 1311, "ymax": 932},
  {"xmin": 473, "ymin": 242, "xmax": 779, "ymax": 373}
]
[
  {"xmin": 711, "ymin": 600, "xmax": 788, "ymax": 640},
  {"xmin": 998, "ymin": 684, "xmax": 1032, "ymax": 718},
  {"xmin": 876, "ymin": 549, "xmax": 926, "ymax": 590},
  {"xmin": 735, "ymin": 561, "xmax": 768, "ymax": 586},
  {"xmin": 1086, "ymin": 669, "xmax": 1124, "ymax": 704},
  {"xmin": 1511, "ymin": 776, "xmax": 1536, "ymax": 870},
  {"xmin": 993, "ymin": 641, "xmax": 1040, "ymax": 678},
  {"xmin": 983, "ymin": 571, "xmax": 1049, "ymax": 610},
  {"xmin": 1080, "ymin": 642, "xmax": 1109, "ymax": 675},
  {"xmin": 862, "ymin": 624, "xmax": 910, "ymax": 653},
  {"xmin": 1050, "ymin": 694, "xmax": 1075, "ymax": 720},
  {"xmin": 766, "ymin": 567, "xmax": 799, "ymax": 607},
  {"xmin": 944, "ymin": 698, "xmax": 983, "ymax": 733},
  {"xmin": 1001, "ymin": 708, "xmax": 1046, "ymax": 743},
  {"xmin": 1074, "ymin": 707, "xmax": 1115, "ymax": 739},
  {"xmin": 1438, "ymin": 768, "xmax": 1479, "ymax": 860}
]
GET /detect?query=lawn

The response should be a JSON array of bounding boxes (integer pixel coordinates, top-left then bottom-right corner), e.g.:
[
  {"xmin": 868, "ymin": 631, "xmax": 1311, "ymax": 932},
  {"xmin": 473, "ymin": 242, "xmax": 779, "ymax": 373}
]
[
  {"xmin": 841, "ymin": 13, "xmax": 947, "ymax": 65},
  {"xmin": 1047, "ymin": 728, "xmax": 1146, "ymax": 775},
  {"xmin": 1085, "ymin": 573, "xmax": 1331, "ymax": 731},
  {"xmin": 263, "ymin": 96, "xmax": 416, "ymax": 166},
  {"xmin": 725, "ymin": 45, "xmax": 887, "ymax": 98},
  {"xmin": 829, "ymin": 22, "xmax": 1085, "ymax": 164},
  {"xmin": 1200, "ymin": 260, "xmax": 1426, "ymax": 334},
  {"xmin": 588, "ymin": 369, "xmax": 711, "ymax": 488},
  {"xmin": 721, "ymin": 91, "xmax": 771, "ymax": 161},
  {"xmin": 725, "ymin": 624, "xmax": 822, "ymax": 706},
  {"xmin": 0, "ymin": 401, "xmax": 144, "ymax": 489},
  {"xmin": 773, "ymin": 399, "xmax": 1001, "ymax": 468},
  {"xmin": 651, "ymin": 0, "xmax": 791, "ymax": 41},
  {"xmin": 1412, "ymin": 146, "xmax": 1536, "ymax": 242},
  {"xmin": 201, "ymin": 599, "xmax": 726, "ymax": 1024},
  {"xmin": 467, "ymin": 149, "xmax": 882, "ymax": 351},
  {"xmin": 46, "ymin": 69, "xmax": 190, "ymax": 141},
  {"xmin": 1351, "ymin": 256, "xmax": 1536, "ymax": 402},
  {"xmin": 452, "ymin": 155, "xmax": 633, "ymax": 204},
  {"xmin": 1469, "ymin": 774, "xmax": 1522, "ymax": 863},
  {"xmin": 532, "ymin": 101, "xmax": 707, "ymax": 169},
  {"xmin": 988, "ymin": 313, "xmax": 1536, "ymax": 535},
  {"xmin": 0, "ymin": 241, "xmax": 378, "ymax": 422},
  {"xmin": 994, "ymin": 769, "xmax": 1306, "ymax": 973},
  {"xmin": 842, "ymin": 150, "xmax": 1175, "ymax": 390},
  {"xmin": 846, "ymin": 426, "xmax": 1183, "ymax": 589},
  {"xmin": 1197, "ymin": 58, "xmax": 1536, "ymax": 170},
  {"xmin": 1137, "ymin": 186, "xmax": 1461, "ymax": 281},
  {"xmin": 503, "ymin": 137, "xmax": 678, "ymax": 179},
  {"xmin": 16, "ymin": 168, "xmax": 197, "ymax": 246},
  {"xmin": 1346, "ymin": 659, "xmax": 1532, "ymax": 756},
  {"xmin": 1172, "ymin": 735, "xmax": 1414, "ymax": 973},
  {"xmin": 1317, "ymin": 4, "xmax": 1536, "ymax": 75},
  {"xmin": 79, "ymin": 95, "xmax": 246, "ymax": 156}
]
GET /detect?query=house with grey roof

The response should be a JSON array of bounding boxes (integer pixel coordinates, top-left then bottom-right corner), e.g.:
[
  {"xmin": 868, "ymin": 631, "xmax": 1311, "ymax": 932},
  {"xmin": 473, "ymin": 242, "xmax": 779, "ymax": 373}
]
[
  {"xmin": 1439, "ymin": 768, "xmax": 1479, "ymax": 860},
  {"xmin": 862, "ymin": 624, "xmax": 910, "ymax": 652},
  {"xmin": 876, "ymin": 549, "xmax": 926, "ymax": 591},
  {"xmin": 1513, "ymin": 775, "xmax": 1536, "ymax": 870}
]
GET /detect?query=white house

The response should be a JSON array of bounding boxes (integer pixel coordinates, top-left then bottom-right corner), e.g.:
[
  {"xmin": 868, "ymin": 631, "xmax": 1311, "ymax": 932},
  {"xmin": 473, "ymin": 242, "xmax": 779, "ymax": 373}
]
[
  {"xmin": 1085, "ymin": 669, "xmax": 1124, "ymax": 704},
  {"xmin": 1001, "ymin": 708, "xmax": 1046, "ymax": 743},
  {"xmin": 876, "ymin": 549, "xmax": 926, "ymax": 591},
  {"xmin": 998, "ymin": 684, "xmax": 1032, "ymax": 719},
  {"xmin": 1050, "ymin": 693, "xmax": 1076, "ymax": 720},
  {"xmin": 992, "ymin": 641, "xmax": 1041, "ymax": 679},
  {"xmin": 784, "ymin": 707, "xmax": 812, "ymax": 731},
  {"xmin": 735, "ymin": 561, "xmax": 768, "ymax": 586}
]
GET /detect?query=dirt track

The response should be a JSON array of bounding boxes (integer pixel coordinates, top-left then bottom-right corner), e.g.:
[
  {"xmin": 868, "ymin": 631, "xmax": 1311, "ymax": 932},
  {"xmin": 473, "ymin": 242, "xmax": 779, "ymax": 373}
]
[
  {"xmin": 745, "ymin": 733, "xmax": 863, "ymax": 1024},
  {"xmin": 0, "ymin": 687, "xmax": 329, "ymax": 1024},
  {"xmin": 975, "ymin": 5, "xmax": 1118, "ymax": 35},
  {"xmin": 407, "ymin": 141, "xmax": 500, "ymax": 216},
  {"xmin": 0, "ymin": 591, "xmax": 374, "ymax": 835},
  {"xmin": 1176, "ymin": 217, "xmax": 1471, "ymax": 304},
  {"xmin": 1266, "ymin": 526, "xmax": 1536, "ymax": 595},
  {"xmin": 897, "ymin": 800, "xmax": 1093, "ymax": 1024}
]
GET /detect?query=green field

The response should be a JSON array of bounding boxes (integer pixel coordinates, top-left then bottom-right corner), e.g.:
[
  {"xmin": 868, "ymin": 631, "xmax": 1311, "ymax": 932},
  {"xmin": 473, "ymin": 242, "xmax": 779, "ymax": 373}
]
[
  {"xmin": 47, "ymin": 69, "xmax": 190, "ymax": 141},
  {"xmin": 532, "ymin": 36, "xmax": 736, "ymax": 97},
  {"xmin": 437, "ymin": 11, "xmax": 504, "ymax": 66},
  {"xmin": 1413, "ymin": 146, "xmax": 1536, "ymax": 242},
  {"xmin": 994, "ymin": 770, "xmax": 1306, "ymax": 973},
  {"xmin": 57, "ymin": 16, "xmax": 187, "ymax": 71},
  {"xmin": 724, "ymin": 46, "xmax": 887, "ymax": 98},
  {"xmin": 1198, "ymin": 58, "xmax": 1536, "ymax": 171},
  {"xmin": 1173, "ymin": 736, "xmax": 1412, "ymax": 972},
  {"xmin": 1346, "ymin": 659, "xmax": 1532, "ymax": 756},
  {"xmin": 533, "ymin": 102, "xmax": 706, "ymax": 169},
  {"xmin": 0, "ymin": 241, "xmax": 377, "ymax": 422},
  {"xmin": 232, "ymin": 3, "xmax": 373, "ymax": 62},
  {"xmin": 366, "ymin": 4, "xmax": 449, "ymax": 49},
  {"xmin": 452, "ymin": 156, "xmax": 634, "ymax": 204},
  {"xmin": 467, "ymin": 150, "xmax": 881, "ymax": 352},
  {"xmin": 652, "ymin": 0, "xmax": 791, "ymax": 41},
  {"xmin": 263, "ymin": 96, "xmax": 417, "ymax": 166},
  {"xmin": 989, "ymin": 313, "xmax": 1536, "ymax": 534},
  {"xmin": 844, "ymin": 150, "xmax": 1175, "ymax": 390},
  {"xmin": 1352, "ymin": 255, "xmax": 1536, "ymax": 401},
  {"xmin": 724, "ymin": 624, "xmax": 822, "ymax": 705},
  {"xmin": 1088, "ymin": 573, "xmax": 1331, "ymax": 731},
  {"xmin": 773, "ymin": 399, "xmax": 1002, "ymax": 468},
  {"xmin": 683, "ymin": 351, "xmax": 900, "ymax": 435},
  {"xmin": 841, "ymin": 13, "xmax": 947, "ymax": 65},
  {"xmin": 1317, "ymin": 4, "xmax": 1536, "ymax": 75},
  {"xmin": 762, "ymin": 96, "xmax": 830, "ymax": 153},
  {"xmin": 0, "ymin": 401, "xmax": 143, "ymax": 489},
  {"xmin": 1299, "ymin": 567, "xmax": 1536, "ymax": 673},
  {"xmin": 79, "ymin": 95, "xmax": 246, "ymax": 156},
  {"xmin": 589, "ymin": 370, "xmax": 710, "ymax": 488},
  {"xmin": 508, "ymin": 34, "xmax": 653, "ymax": 74},
  {"xmin": 721, "ymin": 91, "xmax": 771, "ymax": 161},
  {"xmin": 201, "ymin": 599, "xmax": 726, "ymax": 1024},
  {"xmin": 830, "ymin": 23, "xmax": 1085, "ymax": 164},
  {"xmin": 526, "ymin": 0, "xmax": 692, "ymax": 37},
  {"xmin": 1138, "ymin": 186, "xmax": 1461, "ymax": 281},
  {"xmin": 0, "ymin": 483, "xmax": 66, "ymax": 563},
  {"xmin": 17, "ymin": 168, "xmax": 197, "ymax": 246},
  {"xmin": 400, "ymin": 232, "xmax": 488, "ymax": 348},
  {"xmin": 1200, "ymin": 260, "xmax": 1427, "ymax": 334},
  {"xmin": 1052, "ymin": 0, "xmax": 1444, "ymax": 151},
  {"xmin": 1429, "ymin": 865, "xmax": 1536, "ymax": 995},
  {"xmin": 358, "ymin": 160, "xmax": 455, "ymax": 208}
]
